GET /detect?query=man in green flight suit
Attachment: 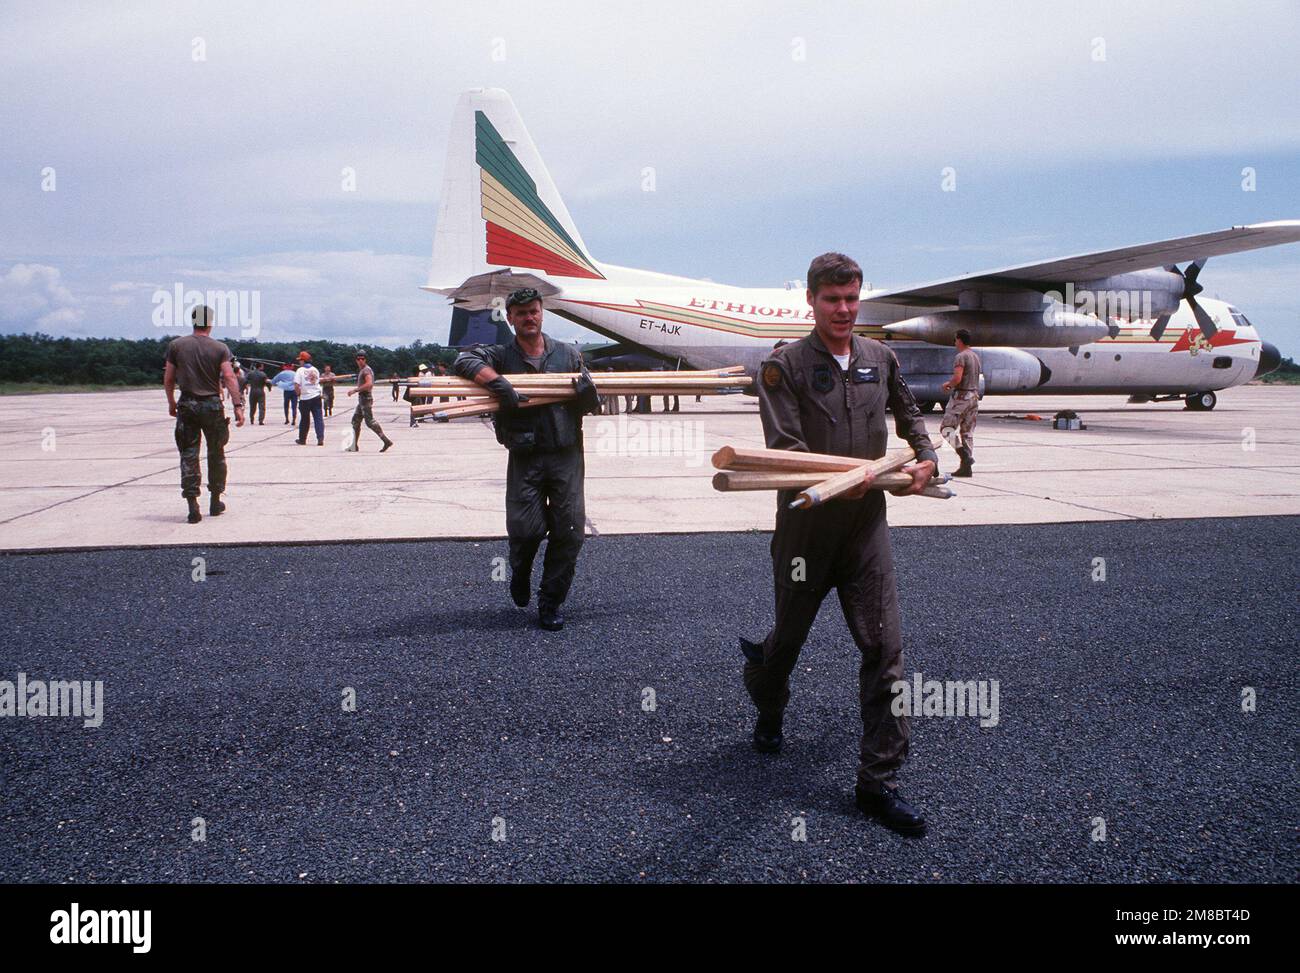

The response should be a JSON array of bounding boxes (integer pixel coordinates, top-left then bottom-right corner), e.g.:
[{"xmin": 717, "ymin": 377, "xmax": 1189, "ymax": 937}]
[
  {"xmin": 454, "ymin": 288, "xmax": 601, "ymax": 632},
  {"xmin": 741, "ymin": 252, "xmax": 939, "ymax": 837}
]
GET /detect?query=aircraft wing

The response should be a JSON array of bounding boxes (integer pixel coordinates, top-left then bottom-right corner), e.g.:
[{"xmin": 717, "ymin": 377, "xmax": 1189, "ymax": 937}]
[{"xmin": 863, "ymin": 220, "xmax": 1300, "ymax": 308}]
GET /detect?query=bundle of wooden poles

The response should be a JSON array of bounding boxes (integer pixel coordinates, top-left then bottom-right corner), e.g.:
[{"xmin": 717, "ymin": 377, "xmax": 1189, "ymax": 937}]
[
  {"xmin": 401, "ymin": 366, "xmax": 752, "ymax": 420},
  {"xmin": 711, "ymin": 445, "xmax": 953, "ymax": 507}
]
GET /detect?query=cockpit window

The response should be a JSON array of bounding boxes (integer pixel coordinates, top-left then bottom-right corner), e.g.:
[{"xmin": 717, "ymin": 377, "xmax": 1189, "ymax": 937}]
[{"xmin": 1230, "ymin": 311, "xmax": 1251, "ymax": 329}]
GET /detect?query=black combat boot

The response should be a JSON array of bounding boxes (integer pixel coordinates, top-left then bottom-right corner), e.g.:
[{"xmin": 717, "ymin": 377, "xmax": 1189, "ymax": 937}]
[
  {"xmin": 753, "ymin": 713, "xmax": 783, "ymax": 753},
  {"xmin": 855, "ymin": 784, "xmax": 927, "ymax": 837},
  {"xmin": 953, "ymin": 446, "xmax": 973, "ymax": 477},
  {"xmin": 538, "ymin": 603, "xmax": 564, "ymax": 632},
  {"xmin": 186, "ymin": 498, "xmax": 202, "ymax": 524},
  {"xmin": 209, "ymin": 495, "xmax": 225, "ymax": 516}
]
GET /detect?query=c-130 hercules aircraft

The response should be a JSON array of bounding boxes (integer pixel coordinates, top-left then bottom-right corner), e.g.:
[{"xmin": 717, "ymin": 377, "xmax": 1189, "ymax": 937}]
[{"xmin": 425, "ymin": 88, "xmax": 1295, "ymax": 412}]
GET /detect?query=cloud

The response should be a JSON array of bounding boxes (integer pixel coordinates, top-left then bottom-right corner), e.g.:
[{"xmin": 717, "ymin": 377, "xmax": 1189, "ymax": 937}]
[
  {"xmin": 28, "ymin": 251, "xmax": 449, "ymax": 346},
  {"xmin": 174, "ymin": 265, "xmax": 324, "ymax": 286},
  {"xmin": 0, "ymin": 264, "xmax": 84, "ymax": 331},
  {"xmin": 0, "ymin": 1, "xmax": 1295, "ymax": 354},
  {"xmin": 109, "ymin": 280, "xmax": 163, "ymax": 293},
  {"xmin": 42, "ymin": 249, "xmax": 601, "ymax": 347},
  {"xmin": 5, "ymin": 1, "xmax": 1299, "ymax": 244}
]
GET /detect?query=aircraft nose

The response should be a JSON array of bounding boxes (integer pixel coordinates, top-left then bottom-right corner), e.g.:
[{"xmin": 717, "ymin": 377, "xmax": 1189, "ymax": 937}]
[{"xmin": 1256, "ymin": 341, "xmax": 1281, "ymax": 378}]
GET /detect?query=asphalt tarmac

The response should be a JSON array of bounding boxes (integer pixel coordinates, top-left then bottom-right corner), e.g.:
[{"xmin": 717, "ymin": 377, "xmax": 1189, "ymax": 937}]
[{"xmin": 0, "ymin": 516, "xmax": 1294, "ymax": 883}]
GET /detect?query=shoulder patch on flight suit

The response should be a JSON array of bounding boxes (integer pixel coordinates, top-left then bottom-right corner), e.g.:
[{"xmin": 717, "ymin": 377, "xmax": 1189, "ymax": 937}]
[
  {"xmin": 811, "ymin": 364, "xmax": 835, "ymax": 393},
  {"xmin": 852, "ymin": 366, "xmax": 879, "ymax": 384},
  {"xmin": 761, "ymin": 362, "xmax": 782, "ymax": 389}
]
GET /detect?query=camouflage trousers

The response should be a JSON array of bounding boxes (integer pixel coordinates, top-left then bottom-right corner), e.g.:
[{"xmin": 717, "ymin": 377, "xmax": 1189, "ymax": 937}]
[
  {"xmin": 350, "ymin": 394, "xmax": 389, "ymax": 444},
  {"xmin": 940, "ymin": 390, "xmax": 979, "ymax": 456},
  {"xmin": 174, "ymin": 395, "xmax": 229, "ymax": 498}
]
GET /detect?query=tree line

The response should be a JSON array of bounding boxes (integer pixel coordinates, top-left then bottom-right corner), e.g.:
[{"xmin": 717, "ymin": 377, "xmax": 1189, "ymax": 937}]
[
  {"xmin": 3, "ymin": 330, "xmax": 1296, "ymax": 387},
  {"xmin": 0, "ymin": 333, "xmax": 458, "ymax": 386}
]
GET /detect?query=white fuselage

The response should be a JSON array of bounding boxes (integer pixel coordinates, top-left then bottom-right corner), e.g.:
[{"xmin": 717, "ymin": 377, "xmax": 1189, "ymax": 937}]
[{"xmin": 543, "ymin": 266, "xmax": 1266, "ymax": 397}]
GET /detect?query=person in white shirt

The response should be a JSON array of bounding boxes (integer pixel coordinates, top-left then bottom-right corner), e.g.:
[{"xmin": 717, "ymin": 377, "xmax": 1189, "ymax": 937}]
[
  {"xmin": 294, "ymin": 351, "xmax": 325, "ymax": 446},
  {"xmin": 410, "ymin": 362, "xmax": 435, "ymax": 427},
  {"xmin": 232, "ymin": 359, "xmax": 247, "ymax": 410}
]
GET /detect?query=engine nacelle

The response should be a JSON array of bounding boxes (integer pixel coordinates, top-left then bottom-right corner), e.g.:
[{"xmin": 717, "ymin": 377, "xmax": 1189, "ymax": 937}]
[
  {"xmin": 1069, "ymin": 269, "xmax": 1185, "ymax": 320},
  {"xmin": 904, "ymin": 376, "xmax": 978, "ymax": 403},
  {"xmin": 884, "ymin": 310, "xmax": 1108, "ymax": 348},
  {"xmin": 898, "ymin": 346, "xmax": 1045, "ymax": 401}
]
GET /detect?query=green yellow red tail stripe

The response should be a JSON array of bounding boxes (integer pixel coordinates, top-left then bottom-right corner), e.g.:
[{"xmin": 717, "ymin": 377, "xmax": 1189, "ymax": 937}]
[{"xmin": 475, "ymin": 111, "xmax": 603, "ymax": 279}]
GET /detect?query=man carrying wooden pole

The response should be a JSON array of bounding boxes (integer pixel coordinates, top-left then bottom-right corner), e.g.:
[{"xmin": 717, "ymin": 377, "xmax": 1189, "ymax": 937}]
[
  {"xmin": 453, "ymin": 288, "xmax": 601, "ymax": 632},
  {"xmin": 742, "ymin": 252, "xmax": 939, "ymax": 837}
]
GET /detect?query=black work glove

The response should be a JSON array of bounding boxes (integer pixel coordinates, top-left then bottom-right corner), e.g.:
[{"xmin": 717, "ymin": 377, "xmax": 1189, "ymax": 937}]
[
  {"xmin": 485, "ymin": 375, "xmax": 529, "ymax": 411},
  {"xmin": 570, "ymin": 369, "xmax": 601, "ymax": 415}
]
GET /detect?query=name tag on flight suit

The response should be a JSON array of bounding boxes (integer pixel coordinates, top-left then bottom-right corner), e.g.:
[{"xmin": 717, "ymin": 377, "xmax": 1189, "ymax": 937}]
[{"xmin": 852, "ymin": 366, "xmax": 879, "ymax": 384}]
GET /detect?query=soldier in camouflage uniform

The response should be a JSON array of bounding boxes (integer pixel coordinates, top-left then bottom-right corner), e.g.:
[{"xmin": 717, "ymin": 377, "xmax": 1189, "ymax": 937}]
[
  {"xmin": 741, "ymin": 253, "xmax": 938, "ymax": 837},
  {"xmin": 940, "ymin": 329, "xmax": 981, "ymax": 477},
  {"xmin": 162, "ymin": 305, "xmax": 245, "ymax": 523},
  {"xmin": 345, "ymin": 351, "xmax": 393, "ymax": 452},
  {"xmin": 244, "ymin": 363, "xmax": 269, "ymax": 425}
]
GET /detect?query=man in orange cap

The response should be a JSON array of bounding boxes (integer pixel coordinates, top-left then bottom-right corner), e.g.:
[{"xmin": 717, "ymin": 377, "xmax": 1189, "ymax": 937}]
[{"xmin": 294, "ymin": 351, "xmax": 325, "ymax": 446}]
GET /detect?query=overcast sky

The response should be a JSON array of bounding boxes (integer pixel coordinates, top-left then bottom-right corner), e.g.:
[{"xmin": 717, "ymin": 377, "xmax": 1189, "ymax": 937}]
[{"xmin": 3, "ymin": 0, "xmax": 1298, "ymax": 354}]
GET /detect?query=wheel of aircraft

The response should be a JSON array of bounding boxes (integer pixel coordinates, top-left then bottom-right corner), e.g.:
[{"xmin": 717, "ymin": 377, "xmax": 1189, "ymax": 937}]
[{"xmin": 1185, "ymin": 391, "xmax": 1217, "ymax": 411}]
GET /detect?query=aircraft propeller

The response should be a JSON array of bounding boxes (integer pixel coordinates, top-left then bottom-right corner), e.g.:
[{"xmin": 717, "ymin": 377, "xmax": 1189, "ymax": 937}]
[{"xmin": 1150, "ymin": 259, "xmax": 1216, "ymax": 341}]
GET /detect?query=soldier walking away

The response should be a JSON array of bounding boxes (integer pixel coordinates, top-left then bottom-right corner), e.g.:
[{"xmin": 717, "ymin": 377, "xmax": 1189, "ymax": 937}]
[
  {"xmin": 244, "ymin": 362, "xmax": 269, "ymax": 424},
  {"xmin": 163, "ymin": 305, "xmax": 245, "ymax": 523},
  {"xmin": 294, "ymin": 351, "xmax": 325, "ymax": 446},
  {"xmin": 454, "ymin": 288, "xmax": 601, "ymax": 632},
  {"xmin": 740, "ymin": 252, "xmax": 938, "ymax": 837},
  {"xmin": 345, "ymin": 350, "xmax": 393, "ymax": 453},
  {"xmin": 940, "ymin": 329, "xmax": 981, "ymax": 478},
  {"xmin": 321, "ymin": 364, "xmax": 337, "ymax": 416}
]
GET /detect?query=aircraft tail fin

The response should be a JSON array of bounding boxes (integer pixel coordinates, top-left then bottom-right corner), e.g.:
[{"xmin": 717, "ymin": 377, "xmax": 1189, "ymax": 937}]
[{"xmin": 428, "ymin": 88, "xmax": 603, "ymax": 290}]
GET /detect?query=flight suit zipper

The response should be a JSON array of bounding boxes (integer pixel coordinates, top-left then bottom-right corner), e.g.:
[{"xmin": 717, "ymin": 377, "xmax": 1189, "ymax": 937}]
[
  {"xmin": 842, "ymin": 369, "xmax": 852, "ymax": 455},
  {"xmin": 843, "ymin": 359, "xmax": 855, "ymax": 456}
]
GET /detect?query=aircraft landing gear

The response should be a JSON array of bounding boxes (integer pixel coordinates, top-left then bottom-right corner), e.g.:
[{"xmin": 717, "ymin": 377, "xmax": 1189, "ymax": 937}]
[
  {"xmin": 1184, "ymin": 391, "xmax": 1217, "ymax": 411},
  {"xmin": 919, "ymin": 400, "xmax": 939, "ymax": 414}
]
